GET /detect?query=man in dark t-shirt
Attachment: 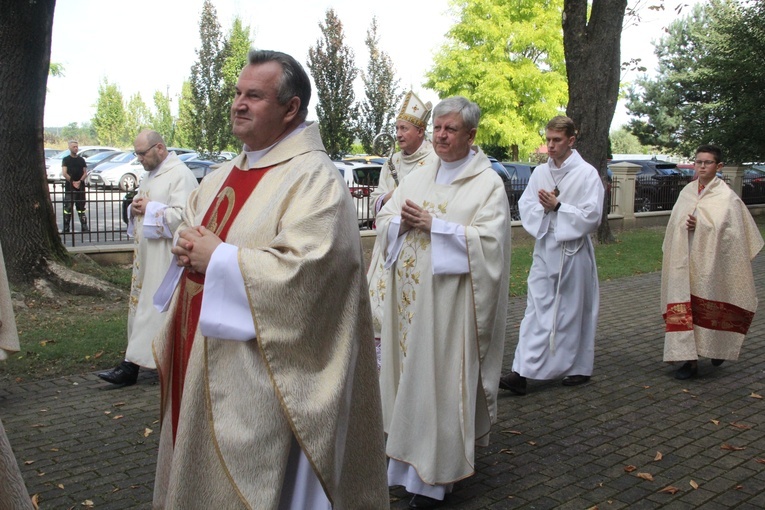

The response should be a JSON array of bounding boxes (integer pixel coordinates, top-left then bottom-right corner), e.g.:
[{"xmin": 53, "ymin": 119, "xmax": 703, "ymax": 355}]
[{"xmin": 62, "ymin": 140, "xmax": 89, "ymax": 233}]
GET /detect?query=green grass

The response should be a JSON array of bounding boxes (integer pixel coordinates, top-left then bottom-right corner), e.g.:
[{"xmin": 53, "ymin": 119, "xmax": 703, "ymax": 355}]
[{"xmin": 3, "ymin": 216, "xmax": 764, "ymax": 381}]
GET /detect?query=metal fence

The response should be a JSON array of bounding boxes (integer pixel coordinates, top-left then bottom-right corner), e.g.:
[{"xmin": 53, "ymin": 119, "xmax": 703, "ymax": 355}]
[
  {"xmin": 49, "ymin": 182, "xmax": 132, "ymax": 247},
  {"xmin": 742, "ymin": 173, "xmax": 765, "ymax": 205}
]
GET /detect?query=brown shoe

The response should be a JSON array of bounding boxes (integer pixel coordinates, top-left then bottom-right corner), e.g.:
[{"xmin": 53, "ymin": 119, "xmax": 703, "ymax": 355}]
[
  {"xmin": 499, "ymin": 371, "xmax": 527, "ymax": 395},
  {"xmin": 562, "ymin": 375, "xmax": 591, "ymax": 386}
]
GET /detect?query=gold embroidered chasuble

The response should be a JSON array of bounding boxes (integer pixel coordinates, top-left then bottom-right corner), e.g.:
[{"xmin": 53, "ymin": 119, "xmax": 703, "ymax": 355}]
[
  {"xmin": 376, "ymin": 149, "xmax": 511, "ymax": 485},
  {"xmin": 662, "ymin": 177, "xmax": 764, "ymax": 361},
  {"xmin": 152, "ymin": 123, "xmax": 388, "ymax": 509},
  {"xmin": 368, "ymin": 141, "xmax": 439, "ymax": 338}
]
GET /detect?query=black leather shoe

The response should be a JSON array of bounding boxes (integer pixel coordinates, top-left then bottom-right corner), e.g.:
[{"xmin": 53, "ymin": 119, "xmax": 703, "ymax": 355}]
[
  {"xmin": 98, "ymin": 361, "xmax": 139, "ymax": 386},
  {"xmin": 498, "ymin": 371, "xmax": 527, "ymax": 395},
  {"xmin": 409, "ymin": 494, "xmax": 444, "ymax": 509},
  {"xmin": 562, "ymin": 375, "xmax": 591, "ymax": 386},
  {"xmin": 711, "ymin": 358, "xmax": 725, "ymax": 367},
  {"xmin": 674, "ymin": 361, "xmax": 698, "ymax": 380}
]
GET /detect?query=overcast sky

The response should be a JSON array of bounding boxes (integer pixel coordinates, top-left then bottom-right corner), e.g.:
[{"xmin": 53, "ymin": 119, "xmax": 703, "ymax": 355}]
[{"xmin": 44, "ymin": 0, "xmax": 700, "ymax": 132}]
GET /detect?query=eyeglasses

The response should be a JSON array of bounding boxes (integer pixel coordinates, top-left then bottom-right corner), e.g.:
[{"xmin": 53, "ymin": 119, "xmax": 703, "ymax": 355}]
[
  {"xmin": 134, "ymin": 143, "xmax": 159, "ymax": 157},
  {"xmin": 694, "ymin": 159, "xmax": 718, "ymax": 167}
]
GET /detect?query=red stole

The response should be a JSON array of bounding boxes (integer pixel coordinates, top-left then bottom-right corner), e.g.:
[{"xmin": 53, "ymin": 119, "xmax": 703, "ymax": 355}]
[{"xmin": 170, "ymin": 165, "xmax": 272, "ymax": 443}]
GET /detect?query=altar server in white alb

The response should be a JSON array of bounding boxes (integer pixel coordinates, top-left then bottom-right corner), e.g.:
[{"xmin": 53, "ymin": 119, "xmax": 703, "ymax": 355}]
[
  {"xmin": 499, "ymin": 115, "xmax": 604, "ymax": 395},
  {"xmin": 368, "ymin": 90, "xmax": 438, "ymax": 363},
  {"xmin": 376, "ymin": 96, "xmax": 511, "ymax": 509},
  {"xmin": 97, "ymin": 130, "xmax": 198, "ymax": 386}
]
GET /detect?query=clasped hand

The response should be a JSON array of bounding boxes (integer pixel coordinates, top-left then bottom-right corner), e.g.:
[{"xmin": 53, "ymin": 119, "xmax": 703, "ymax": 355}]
[
  {"xmin": 538, "ymin": 189, "xmax": 559, "ymax": 213},
  {"xmin": 400, "ymin": 199, "xmax": 432, "ymax": 234},
  {"xmin": 172, "ymin": 226, "xmax": 222, "ymax": 274}
]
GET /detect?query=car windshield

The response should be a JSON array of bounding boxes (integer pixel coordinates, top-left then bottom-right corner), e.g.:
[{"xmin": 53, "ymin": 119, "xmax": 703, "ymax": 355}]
[
  {"xmin": 86, "ymin": 151, "xmax": 116, "ymax": 163},
  {"xmin": 353, "ymin": 167, "xmax": 380, "ymax": 186},
  {"xmin": 656, "ymin": 168, "xmax": 679, "ymax": 175},
  {"xmin": 111, "ymin": 151, "xmax": 136, "ymax": 163},
  {"xmin": 49, "ymin": 150, "xmax": 69, "ymax": 160}
]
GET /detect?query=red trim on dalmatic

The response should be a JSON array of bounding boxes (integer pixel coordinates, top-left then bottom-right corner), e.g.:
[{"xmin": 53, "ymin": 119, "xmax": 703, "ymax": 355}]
[{"xmin": 664, "ymin": 295, "xmax": 754, "ymax": 335}]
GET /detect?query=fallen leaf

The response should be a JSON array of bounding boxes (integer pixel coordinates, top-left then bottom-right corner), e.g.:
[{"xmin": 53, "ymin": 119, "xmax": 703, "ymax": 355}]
[
  {"xmin": 39, "ymin": 409, "xmax": 48, "ymax": 413},
  {"xmin": 750, "ymin": 392, "xmax": 763, "ymax": 399},
  {"xmin": 643, "ymin": 385, "xmax": 651, "ymax": 389},
  {"xmin": 15, "ymin": 377, "xmax": 23, "ymax": 383},
  {"xmin": 735, "ymin": 485, "xmax": 743, "ymax": 490},
  {"xmin": 637, "ymin": 472, "xmax": 654, "ymax": 481},
  {"xmin": 24, "ymin": 460, "xmax": 35, "ymax": 465},
  {"xmin": 111, "ymin": 487, "xmax": 121, "ymax": 493},
  {"xmin": 690, "ymin": 480, "xmax": 699, "ymax": 489},
  {"xmin": 586, "ymin": 506, "xmax": 599, "ymax": 510},
  {"xmin": 710, "ymin": 419, "xmax": 720, "ymax": 426},
  {"xmin": 50, "ymin": 448, "xmax": 59, "ymax": 452},
  {"xmin": 57, "ymin": 484, "xmax": 64, "ymax": 489},
  {"xmin": 144, "ymin": 428, "xmax": 153, "ymax": 437},
  {"xmin": 730, "ymin": 422, "xmax": 752, "ymax": 430},
  {"xmin": 130, "ymin": 485, "xmax": 140, "ymax": 489},
  {"xmin": 682, "ymin": 389, "xmax": 690, "ymax": 393},
  {"xmin": 624, "ymin": 465, "xmax": 637, "ymax": 472},
  {"xmin": 499, "ymin": 448, "xmax": 514, "ymax": 455},
  {"xmin": 658, "ymin": 486, "xmax": 680, "ymax": 494},
  {"xmin": 113, "ymin": 415, "xmax": 123, "ymax": 420},
  {"xmin": 721, "ymin": 443, "xmax": 746, "ymax": 451},
  {"xmin": 527, "ymin": 441, "xmax": 537, "ymax": 446},
  {"xmin": 113, "ymin": 402, "xmax": 126, "ymax": 407},
  {"xmin": 30, "ymin": 424, "xmax": 45, "ymax": 428},
  {"xmin": 755, "ymin": 458, "xmax": 765, "ymax": 464},
  {"xmin": 37, "ymin": 472, "xmax": 45, "ymax": 476},
  {"xmin": 508, "ymin": 430, "xmax": 523, "ymax": 435},
  {"xmin": 31, "ymin": 494, "xmax": 39, "ymax": 510},
  {"xmin": 104, "ymin": 411, "xmax": 112, "ymax": 415},
  {"xmin": 82, "ymin": 500, "xmax": 94, "ymax": 507},
  {"xmin": 94, "ymin": 351, "xmax": 104, "ymax": 359},
  {"xmin": 654, "ymin": 451, "xmax": 663, "ymax": 461}
]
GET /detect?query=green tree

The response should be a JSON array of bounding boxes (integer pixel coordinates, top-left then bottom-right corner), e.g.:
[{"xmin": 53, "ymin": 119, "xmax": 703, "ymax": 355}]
[
  {"xmin": 61, "ymin": 122, "xmax": 96, "ymax": 145},
  {"xmin": 307, "ymin": 9, "xmax": 358, "ymax": 160},
  {"xmin": 49, "ymin": 62, "xmax": 64, "ymax": 77},
  {"xmin": 627, "ymin": 1, "xmax": 765, "ymax": 161},
  {"xmin": 220, "ymin": 16, "xmax": 254, "ymax": 151},
  {"xmin": 151, "ymin": 90, "xmax": 175, "ymax": 145},
  {"xmin": 124, "ymin": 92, "xmax": 152, "ymax": 144},
  {"xmin": 189, "ymin": 0, "xmax": 229, "ymax": 154},
  {"xmin": 610, "ymin": 127, "xmax": 647, "ymax": 155},
  {"xmin": 174, "ymin": 80, "xmax": 196, "ymax": 149},
  {"xmin": 356, "ymin": 16, "xmax": 402, "ymax": 155},
  {"xmin": 426, "ymin": 0, "xmax": 568, "ymax": 161},
  {"xmin": 91, "ymin": 78, "xmax": 127, "ymax": 147}
]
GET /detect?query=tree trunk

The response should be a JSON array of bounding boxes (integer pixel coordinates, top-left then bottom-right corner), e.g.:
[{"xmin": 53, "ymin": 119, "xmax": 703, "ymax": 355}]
[
  {"xmin": 0, "ymin": 0, "xmax": 68, "ymax": 284},
  {"xmin": 562, "ymin": 0, "xmax": 627, "ymax": 243}
]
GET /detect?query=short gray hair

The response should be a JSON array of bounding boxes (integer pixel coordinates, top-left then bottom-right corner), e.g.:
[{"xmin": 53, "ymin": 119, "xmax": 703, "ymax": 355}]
[{"xmin": 432, "ymin": 96, "xmax": 481, "ymax": 130}]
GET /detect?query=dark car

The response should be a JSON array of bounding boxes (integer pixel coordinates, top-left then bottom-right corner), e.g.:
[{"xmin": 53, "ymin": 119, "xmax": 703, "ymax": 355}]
[
  {"xmin": 742, "ymin": 165, "xmax": 765, "ymax": 205},
  {"xmin": 122, "ymin": 159, "xmax": 219, "ymax": 224},
  {"xmin": 609, "ymin": 159, "xmax": 689, "ymax": 212},
  {"xmin": 486, "ymin": 158, "xmax": 535, "ymax": 221}
]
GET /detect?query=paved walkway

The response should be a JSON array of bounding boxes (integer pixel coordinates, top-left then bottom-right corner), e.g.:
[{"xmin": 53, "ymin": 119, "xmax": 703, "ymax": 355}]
[{"xmin": 2, "ymin": 256, "xmax": 764, "ymax": 509}]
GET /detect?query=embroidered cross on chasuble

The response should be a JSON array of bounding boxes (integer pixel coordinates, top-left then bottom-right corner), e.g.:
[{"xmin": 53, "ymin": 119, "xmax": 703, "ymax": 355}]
[{"xmin": 170, "ymin": 165, "xmax": 273, "ymax": 442}]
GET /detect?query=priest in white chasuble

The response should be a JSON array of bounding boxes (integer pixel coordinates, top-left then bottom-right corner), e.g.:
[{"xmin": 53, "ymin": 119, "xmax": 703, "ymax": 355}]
[
  {"xmin": 368, "ymin": 90, "xmax": 439, "ymax": 365},
  {"xmin": 376, "ymin": 96, "xmax": 511, "ymax": 509},
  {"xmin": 662, "ymin": 144, "xmax": 763, "ymax": 380},
  {"xmin": 151, "ymin": 50, "xmax": 388, "ymax": 510}
]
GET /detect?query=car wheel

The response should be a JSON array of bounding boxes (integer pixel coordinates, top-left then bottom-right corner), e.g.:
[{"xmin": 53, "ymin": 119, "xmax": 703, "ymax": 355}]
[{"xmin": 120, "ymin": 174, "xmax": 138, "ymax": 191}]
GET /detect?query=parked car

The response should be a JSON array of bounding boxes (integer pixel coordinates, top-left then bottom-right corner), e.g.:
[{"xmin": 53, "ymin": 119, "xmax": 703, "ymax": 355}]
[
  {"xmin": 177, "ymin": 152, "xmax": 200, "ymax": 162},
  {"xmin": 343, "ymin": 155, "xmax": 388, "ymax": 165},
  {"xmin": 184, "ymin": 159, "xmax": 219, "ymax": 183},
  {"xmin": 742, "ymin": 165, "xmax": 765, "ymax": 205},
  {"xmin": 84, "ymin": 150, "xmax": 122, "ymax": 173},
  {"xmin": 334, "ymin": 161, "xmax": 382, "ymax": 229},
  {"xmin": 609, "ymin": 159, "xmax": 688, "ymax": 212},
  {"xmin": 44, "ymin": 148, "xmax": 60, "ymax": 159},
  {"xmin": 499, "ymin": 161, "xmax": 536, "ymax": 220},
  {"xmin": 46, "ymin": 145, "xmax": 120, "ymax": 181},
  {"xmin": 87, "ymin": 151, "xmax": 144, "ymax": 190}
]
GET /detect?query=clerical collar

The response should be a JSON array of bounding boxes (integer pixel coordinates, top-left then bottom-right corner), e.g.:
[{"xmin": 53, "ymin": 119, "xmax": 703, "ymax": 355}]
[
  {"xmin": 436, "ymin": 150, "xmax": 475, "ymax": 185},
  {"xmin": 243, "ymin": 123, "xmax": 307, "ymax": 166},
  {"xmin": 549, "ymin": 149, "xmax": 577, "ymax": 171}
]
